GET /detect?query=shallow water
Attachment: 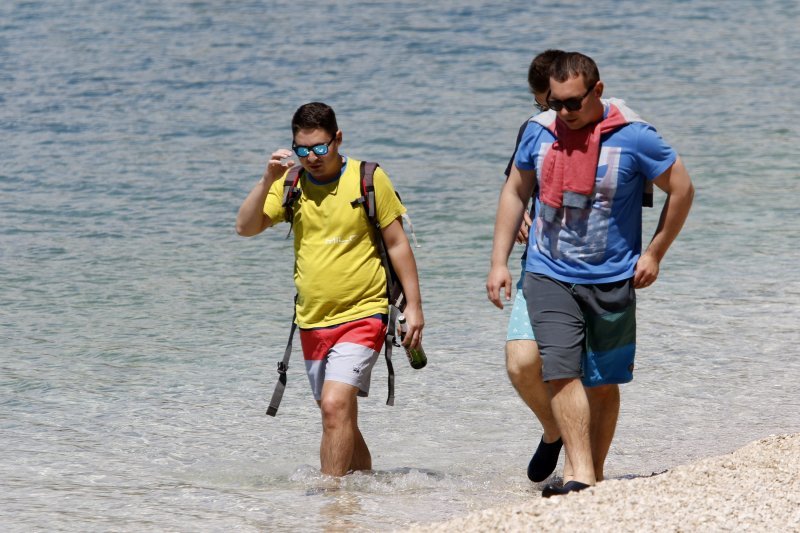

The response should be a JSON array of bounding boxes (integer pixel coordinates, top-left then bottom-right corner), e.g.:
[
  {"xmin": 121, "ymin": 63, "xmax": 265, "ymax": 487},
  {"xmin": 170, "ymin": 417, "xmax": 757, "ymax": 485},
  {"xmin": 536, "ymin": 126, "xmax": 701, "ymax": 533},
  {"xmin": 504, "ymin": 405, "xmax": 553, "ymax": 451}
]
[{"xmin": 2, "ymin": 0, "xmax": 799, "ymax": 531}]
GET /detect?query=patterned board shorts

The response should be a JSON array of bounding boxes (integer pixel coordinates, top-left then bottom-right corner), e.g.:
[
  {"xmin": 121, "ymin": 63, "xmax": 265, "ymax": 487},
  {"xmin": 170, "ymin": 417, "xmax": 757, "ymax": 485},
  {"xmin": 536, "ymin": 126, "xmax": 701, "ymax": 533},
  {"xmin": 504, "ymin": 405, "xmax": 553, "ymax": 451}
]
[
  {"xmin": 524, "ymin": 272, "xmax": 636, "ymax": 387},
  {"xmin": 507, "ymin": 288, "xmax": 536, "ymax": 341},
  {"xmin": 299, "ymin": 315, "xmax": 387, "ymax": 401}
]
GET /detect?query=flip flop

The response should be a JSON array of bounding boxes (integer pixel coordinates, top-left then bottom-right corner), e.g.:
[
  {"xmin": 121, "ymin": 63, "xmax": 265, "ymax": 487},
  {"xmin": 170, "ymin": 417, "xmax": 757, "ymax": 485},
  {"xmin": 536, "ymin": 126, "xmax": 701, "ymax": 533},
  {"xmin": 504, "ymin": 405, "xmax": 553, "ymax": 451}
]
[{"xmin": 541, "ymin": 480, "xmax": 590, "ymax": 498}]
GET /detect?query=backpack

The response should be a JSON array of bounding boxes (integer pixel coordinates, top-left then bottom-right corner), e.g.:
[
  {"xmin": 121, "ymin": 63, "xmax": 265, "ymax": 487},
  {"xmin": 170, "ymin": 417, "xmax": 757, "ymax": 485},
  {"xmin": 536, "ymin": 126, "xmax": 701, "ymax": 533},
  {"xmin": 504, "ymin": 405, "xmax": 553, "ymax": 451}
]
[{"xmin": 266, "ymin": 161, "xmax": 409, "ymax": 416}]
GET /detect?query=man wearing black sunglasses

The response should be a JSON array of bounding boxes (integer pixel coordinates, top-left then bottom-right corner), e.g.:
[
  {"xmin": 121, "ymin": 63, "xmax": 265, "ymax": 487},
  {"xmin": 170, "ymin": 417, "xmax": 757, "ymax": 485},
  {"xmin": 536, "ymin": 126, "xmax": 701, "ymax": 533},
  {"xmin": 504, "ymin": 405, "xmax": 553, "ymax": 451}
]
[
  {"xmin": 488, "ymin": 52, "xmax": 694, "ymax": 496},
  {"xmin": 497, "ymin": 49, "xmax": 651, "ymax": 488},
  {"xmin": 236, "ymin": 102, "xmax": 425, "ymax": 477}
]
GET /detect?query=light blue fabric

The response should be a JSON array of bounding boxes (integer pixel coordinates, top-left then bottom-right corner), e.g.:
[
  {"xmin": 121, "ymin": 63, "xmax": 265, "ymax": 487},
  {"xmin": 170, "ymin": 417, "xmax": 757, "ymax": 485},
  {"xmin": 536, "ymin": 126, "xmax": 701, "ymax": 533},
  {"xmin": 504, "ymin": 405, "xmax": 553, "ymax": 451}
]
[{"xmin": 506, "ymin": 263, "xmax": 535, "ymax": 341}]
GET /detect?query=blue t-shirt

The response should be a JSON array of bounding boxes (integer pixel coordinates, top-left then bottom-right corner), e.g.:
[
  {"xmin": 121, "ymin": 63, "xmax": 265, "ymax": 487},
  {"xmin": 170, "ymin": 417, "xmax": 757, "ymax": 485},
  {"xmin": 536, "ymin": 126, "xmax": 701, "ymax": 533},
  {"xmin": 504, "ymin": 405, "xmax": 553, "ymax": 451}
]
[{"xmin": 515, "ymin": 110, "xmax": 677, "ymax": 284}]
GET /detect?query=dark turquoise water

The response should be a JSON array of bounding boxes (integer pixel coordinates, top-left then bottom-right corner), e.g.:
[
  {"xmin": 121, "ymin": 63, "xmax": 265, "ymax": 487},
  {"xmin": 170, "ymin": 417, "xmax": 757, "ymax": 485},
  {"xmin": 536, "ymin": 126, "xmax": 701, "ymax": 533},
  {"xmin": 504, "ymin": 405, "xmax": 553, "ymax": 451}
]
[{"xmin": 2, "ymin": 1, "xmax": 799, "ymax": 530}]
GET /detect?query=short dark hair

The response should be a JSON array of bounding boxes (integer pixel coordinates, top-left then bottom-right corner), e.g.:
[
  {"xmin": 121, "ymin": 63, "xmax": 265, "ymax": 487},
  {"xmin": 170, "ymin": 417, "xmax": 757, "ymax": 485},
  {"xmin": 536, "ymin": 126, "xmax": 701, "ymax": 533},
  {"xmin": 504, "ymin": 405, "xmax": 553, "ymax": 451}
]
[
  {"xmin": 527, "ymin": 49, "xmax": 565, "ymax": 94},
  {"xmin": 549, "ymin": 52, "xmax": 600, "ymax": 89},
  {"xmin": 291, "ymin": 102, "xmax": 338, "ymax": 137}
]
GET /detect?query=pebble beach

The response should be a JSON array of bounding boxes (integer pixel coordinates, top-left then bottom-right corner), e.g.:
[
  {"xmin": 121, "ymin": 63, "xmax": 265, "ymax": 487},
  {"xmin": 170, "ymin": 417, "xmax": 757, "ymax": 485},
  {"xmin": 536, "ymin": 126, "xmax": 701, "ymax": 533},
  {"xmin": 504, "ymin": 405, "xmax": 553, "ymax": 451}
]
[{"xmin": 407, "ymin": 434, "xmax": 800, "ymax": 532}]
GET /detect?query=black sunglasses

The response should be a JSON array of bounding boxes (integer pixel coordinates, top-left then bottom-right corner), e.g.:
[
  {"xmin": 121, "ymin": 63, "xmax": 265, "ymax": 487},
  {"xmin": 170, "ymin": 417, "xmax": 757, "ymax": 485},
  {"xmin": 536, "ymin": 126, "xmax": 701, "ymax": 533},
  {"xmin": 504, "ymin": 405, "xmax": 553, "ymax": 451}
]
[
  {"xmin": 547, "ymin": 82, "xmax": 597, "ymax": 112},
  {"xmin": 292, "ymin": 137, "xmax": 335, "ymax": 158}
]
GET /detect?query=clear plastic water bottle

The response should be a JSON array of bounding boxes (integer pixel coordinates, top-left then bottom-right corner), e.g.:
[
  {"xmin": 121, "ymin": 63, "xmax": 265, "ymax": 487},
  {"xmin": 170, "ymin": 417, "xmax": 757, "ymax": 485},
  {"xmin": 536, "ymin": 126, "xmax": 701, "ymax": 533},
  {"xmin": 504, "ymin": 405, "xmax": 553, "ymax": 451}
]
[{"xmin": 397, "ymin": 315, "xmax": 427, "ymax": 369}]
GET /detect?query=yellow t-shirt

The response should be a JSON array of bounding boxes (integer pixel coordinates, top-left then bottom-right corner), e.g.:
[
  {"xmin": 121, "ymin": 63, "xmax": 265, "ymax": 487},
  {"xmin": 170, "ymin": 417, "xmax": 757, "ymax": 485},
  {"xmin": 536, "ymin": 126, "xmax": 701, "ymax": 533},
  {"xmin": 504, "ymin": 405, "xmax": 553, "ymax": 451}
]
[{"xmin": 263, "ymin": 158, "xmax": 406, "ymax": 328}]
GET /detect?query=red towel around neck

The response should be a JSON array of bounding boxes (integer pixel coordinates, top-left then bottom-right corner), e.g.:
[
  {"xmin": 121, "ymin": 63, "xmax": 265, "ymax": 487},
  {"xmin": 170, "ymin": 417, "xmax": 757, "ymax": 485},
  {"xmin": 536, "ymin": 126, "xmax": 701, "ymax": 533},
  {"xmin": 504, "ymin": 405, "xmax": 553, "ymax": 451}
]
[{"xmin": 540, "ymin": 104, "xmax": 630, "ymax": 211}]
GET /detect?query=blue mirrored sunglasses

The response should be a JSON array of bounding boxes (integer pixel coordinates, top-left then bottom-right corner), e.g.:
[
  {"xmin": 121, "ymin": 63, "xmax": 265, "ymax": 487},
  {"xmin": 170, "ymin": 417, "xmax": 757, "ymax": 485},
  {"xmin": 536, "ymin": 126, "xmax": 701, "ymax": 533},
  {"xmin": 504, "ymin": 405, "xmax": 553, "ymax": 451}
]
[{"xmin": 292, "ymin": 137, "xmax": 335, "ymax": 157}]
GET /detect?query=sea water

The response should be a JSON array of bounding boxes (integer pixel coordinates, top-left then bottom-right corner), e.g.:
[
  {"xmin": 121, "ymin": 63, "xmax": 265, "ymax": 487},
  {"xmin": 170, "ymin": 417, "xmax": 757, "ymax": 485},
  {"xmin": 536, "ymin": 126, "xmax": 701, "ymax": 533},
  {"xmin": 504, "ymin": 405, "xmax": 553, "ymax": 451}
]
[{"xmin": 2, "ymin": 0, "xmax": 799, "ymax": 530}]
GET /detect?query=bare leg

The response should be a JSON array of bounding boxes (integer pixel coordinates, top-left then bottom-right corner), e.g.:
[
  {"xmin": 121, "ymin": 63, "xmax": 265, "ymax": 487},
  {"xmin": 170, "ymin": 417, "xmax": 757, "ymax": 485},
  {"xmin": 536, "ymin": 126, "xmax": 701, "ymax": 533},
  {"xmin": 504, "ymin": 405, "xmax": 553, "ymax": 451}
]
[
  {"xmin": 505, "ymin": 340, "xmax": 560, "ymax": 442},
  {"xmin": 548, "ymin": 377, "xmax": 596, "ymax": 486},
  {"xmin": 349, "ymin": 398, "xmax": 372, "ymax": 472},
  {"xmin": 586, "ymin": 384, "xmax": 620, "ymax": 482},
  {"xmin": 318, "ymin": 380, "xmax": 366, "ymax": 476},
  {"xmin": 563, "ymin": 452, "xmax": 574, "ymax": 483}
]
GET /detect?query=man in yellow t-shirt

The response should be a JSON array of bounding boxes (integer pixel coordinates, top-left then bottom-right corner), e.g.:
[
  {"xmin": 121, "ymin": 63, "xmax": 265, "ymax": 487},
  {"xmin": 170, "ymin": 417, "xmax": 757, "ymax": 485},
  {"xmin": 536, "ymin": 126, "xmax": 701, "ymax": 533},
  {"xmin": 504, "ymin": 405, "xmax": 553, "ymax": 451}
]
[{"xmin": 236, "ymin": 102, "xmax": 425, "ymax": 477}]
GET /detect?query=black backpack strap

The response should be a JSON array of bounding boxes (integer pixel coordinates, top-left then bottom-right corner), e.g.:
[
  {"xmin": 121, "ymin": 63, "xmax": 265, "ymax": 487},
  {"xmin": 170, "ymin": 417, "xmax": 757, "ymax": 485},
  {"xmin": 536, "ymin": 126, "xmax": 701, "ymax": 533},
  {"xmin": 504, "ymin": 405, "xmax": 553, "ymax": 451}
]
[
  {"xmin": 266, "ymin": 296, "xmax": 298, "ymax": 417},
  {"xmin": 350, "ymin": 161, "xmax": 378, "ymax": 217},
  {"xmin": 351, "ymin": 161, "xmax": 407, "ymax": 406},
  {"xmin": 353, "ymin": 162, "xmax": 406, "ymax": 309},
  {"xmin": 281, "ymin": 166, "xmax": 303, "ymax": 237},
  {"xmin": 384, "ymin": 304, "xmax": 401, "ymax": 406},
  {"xmin": 642, "ymin": 181, "xmax": 654, "ymax": 208},
  {"xmin": 361, "ymin": 161, "xmax": 379, "ymax": 219}
]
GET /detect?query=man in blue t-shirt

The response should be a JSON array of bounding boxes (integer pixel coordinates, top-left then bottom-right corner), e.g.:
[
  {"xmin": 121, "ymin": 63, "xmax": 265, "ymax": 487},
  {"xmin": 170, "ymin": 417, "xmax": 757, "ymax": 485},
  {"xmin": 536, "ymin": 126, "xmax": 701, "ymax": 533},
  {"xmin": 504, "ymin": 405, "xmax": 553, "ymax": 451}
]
[{"xmin": 487, "ymin": 52, "xmax": 694, "ymax": 496}]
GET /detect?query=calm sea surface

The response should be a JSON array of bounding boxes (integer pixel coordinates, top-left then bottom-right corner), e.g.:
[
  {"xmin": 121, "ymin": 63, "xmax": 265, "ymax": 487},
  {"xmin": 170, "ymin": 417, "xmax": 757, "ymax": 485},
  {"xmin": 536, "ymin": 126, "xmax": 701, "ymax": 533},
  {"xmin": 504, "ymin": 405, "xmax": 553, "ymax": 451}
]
[{"xmin": 2, "ymin": 0, "xmax": 799, "ymax": 530}]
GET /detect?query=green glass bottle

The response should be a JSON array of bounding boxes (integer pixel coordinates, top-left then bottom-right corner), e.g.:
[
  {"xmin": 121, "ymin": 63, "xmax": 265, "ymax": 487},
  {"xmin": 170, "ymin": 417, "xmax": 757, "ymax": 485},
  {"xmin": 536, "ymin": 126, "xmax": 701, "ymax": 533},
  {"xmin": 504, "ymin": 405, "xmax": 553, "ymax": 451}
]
[{"xmin": 397, "ymin": 315, "xmax": 427, "ymax": 369}]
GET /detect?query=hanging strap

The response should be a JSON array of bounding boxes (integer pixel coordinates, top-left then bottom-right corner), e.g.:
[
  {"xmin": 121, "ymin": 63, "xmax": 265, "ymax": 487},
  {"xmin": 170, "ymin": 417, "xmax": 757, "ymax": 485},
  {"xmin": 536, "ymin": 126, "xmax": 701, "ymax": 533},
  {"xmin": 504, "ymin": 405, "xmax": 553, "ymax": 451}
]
[
  {"xmin": 266, "ymin": 298, "xmax": 298, "ymax": 417},
  {"xmin": 384, "ymin": 304, "xmax": 401, "ymax": 406},
  {"xmin": 265, "ymin": 169, "xmax": 302, "ymax": 415}
]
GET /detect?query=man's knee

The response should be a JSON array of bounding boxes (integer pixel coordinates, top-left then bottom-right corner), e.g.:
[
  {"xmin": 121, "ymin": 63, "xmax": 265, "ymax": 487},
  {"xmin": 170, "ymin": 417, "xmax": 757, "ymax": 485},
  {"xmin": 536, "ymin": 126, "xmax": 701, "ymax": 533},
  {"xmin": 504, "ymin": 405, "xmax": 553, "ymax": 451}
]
[
  {"xmin": 586, "ymin": 383, "xmax": 619, "ymax": 402},
  {"xmin": 320, "ymin": 397, "xmax": 346, "ymax": 425},
  {"xmin": 505, "ymin": 340, "xmax": 541, "ymax": 379},
  {"xmin": 319, "ymin": 384, "xmax": 356, "ymax": 427}
]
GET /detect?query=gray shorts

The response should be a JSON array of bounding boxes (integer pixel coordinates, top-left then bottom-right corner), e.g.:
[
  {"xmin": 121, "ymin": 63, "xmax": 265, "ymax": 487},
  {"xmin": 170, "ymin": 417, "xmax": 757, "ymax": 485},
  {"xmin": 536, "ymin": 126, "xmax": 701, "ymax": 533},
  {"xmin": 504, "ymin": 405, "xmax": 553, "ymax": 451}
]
[
  {"xmin": 299, "ymin": 316, "xmax": 386, "ymax": 401},
  {"xmin": 523, "ymin": 273, "xmax": 636, "ymax": 386}
]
